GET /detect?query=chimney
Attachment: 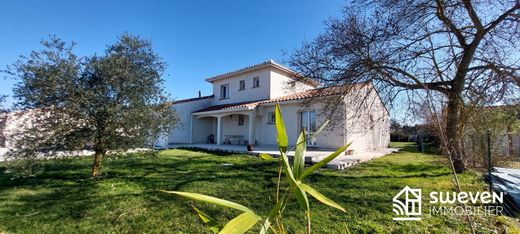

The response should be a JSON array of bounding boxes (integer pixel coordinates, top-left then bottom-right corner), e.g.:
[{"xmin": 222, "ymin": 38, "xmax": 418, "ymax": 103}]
[{"xmin": 198, "ymin": 90, "xmax": 201, "ymax": 98}]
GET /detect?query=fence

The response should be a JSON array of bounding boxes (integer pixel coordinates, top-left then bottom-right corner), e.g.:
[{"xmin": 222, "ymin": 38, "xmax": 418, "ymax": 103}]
[
  {"xmin": 488, "ymin": 130, "xmax": 520, "ymax": 170},
  {"xmin": 484, "ymin": 131, "xmax": 520, "ymax": 216},
  {"xmin": 465, "ymin": 129, "xmax": 520, "ymax": 171}
]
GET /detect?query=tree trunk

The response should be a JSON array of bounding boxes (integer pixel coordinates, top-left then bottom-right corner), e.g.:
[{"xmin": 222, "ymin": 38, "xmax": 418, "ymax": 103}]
[
  {"xmin": 91, "ymin": 149, "xmax": 104, "ymax": 178},
  {"xmin": 446, "ymin": 93, "xmax": 465, "ymax": 173}
]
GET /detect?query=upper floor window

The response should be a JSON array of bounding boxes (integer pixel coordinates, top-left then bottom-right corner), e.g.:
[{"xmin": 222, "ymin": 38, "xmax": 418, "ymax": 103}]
[
  {"xmin": 252, "ymin": 77, "xmax": 260, "ymax": 88},
  {"xmin": 267, "ymin": 112, "xmax": 275, "ymax": 124},
  {"xmin": 220, "ymin": 84, "xmax": 229, "ymax": 99},
  {"xmin": 239, "ymin": 80, "xmax": 246, "ymax": 90}
]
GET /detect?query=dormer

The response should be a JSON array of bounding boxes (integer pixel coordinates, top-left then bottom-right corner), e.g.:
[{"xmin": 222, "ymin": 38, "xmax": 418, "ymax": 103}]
[{"xmin": 205, "ymin": 60, "xmax": 318, "ymax": 105}]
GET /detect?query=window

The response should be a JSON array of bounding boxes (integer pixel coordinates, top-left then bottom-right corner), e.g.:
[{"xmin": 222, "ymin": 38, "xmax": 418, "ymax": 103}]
[
  {"xmin": 238, "ymin": 115, "xmax": 244, "ymax": 125},
  {"xmin": 300, "ymin": 111, "xmax": 317, "ymax": 145},
  {"xmin": 220, "ymin": 84, "xmax": 229, "ymax": 99},
  {"xmin": 267, "ymin": 112, "xmax": 275, "ymax": 124},
  {"xmin": 239, "ymin": 80, "xmax": 246, "ymax": 90},
  {"xmin": 252, "ymin": 77, "xmax": 260, "ymax": 88}
]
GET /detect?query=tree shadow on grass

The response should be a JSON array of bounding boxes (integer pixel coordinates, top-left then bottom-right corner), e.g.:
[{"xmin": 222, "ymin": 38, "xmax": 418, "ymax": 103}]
[
  {"xmin": 0, "ymin": 147, "xmax": 477, "ymax": 232},
  {"xmin": 394, "ymin": 142, "xmax": 442, "ymax": 155},
  {"xmin": 0, "ymin": 154, "xmax": 278, "ymax": 232},
  {"xmin": 400, "ymin": 145, "xmax": 418, "ymax": 153}
]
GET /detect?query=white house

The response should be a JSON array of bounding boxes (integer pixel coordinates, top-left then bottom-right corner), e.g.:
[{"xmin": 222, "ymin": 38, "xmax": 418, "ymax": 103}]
[{"xmin": 165, "ymin": 60, "xmax": 390, "ymax": 153}]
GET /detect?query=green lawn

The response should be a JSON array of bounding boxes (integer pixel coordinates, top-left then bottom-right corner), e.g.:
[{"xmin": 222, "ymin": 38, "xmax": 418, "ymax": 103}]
[{"xmin": 0, "ymin": 143, "xmax": 518, "ymax": 233}]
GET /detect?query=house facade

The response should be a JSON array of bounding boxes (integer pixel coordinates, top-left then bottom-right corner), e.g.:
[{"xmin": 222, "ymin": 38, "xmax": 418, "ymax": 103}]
[{"xmin": 164, "ymin": 60, "xmax": 390, "ymax": 152}]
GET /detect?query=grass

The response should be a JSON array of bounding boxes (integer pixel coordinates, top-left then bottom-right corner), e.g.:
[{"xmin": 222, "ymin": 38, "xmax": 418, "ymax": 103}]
[{"xmin": 0, "ymin": 143, "xmax": 518, "ymax": 233}]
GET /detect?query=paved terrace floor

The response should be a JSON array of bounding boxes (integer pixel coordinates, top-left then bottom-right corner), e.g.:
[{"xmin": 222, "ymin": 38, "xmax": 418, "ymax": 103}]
[{"xmin": 168, "ymin": 143, "xmax": 399, "ymax": 170}]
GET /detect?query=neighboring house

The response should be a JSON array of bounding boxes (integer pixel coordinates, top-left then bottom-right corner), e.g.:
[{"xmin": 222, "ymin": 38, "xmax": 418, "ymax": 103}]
[
  {"xmin": 464, "ymin": 105, "xmax": 520, "ymax": 158},
  {"xmin": 166, "ymin": 60, "xmax": 390, "ymax": 152},
  {"xmin": 0, "ymin": 110, "xmax": 38, "ymax": 158}
]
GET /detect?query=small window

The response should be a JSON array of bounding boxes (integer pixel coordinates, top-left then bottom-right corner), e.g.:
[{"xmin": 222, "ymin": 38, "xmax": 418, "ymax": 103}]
[
  {"xmin": 267, "ymin": 112, "xmax": 275, "ymax": 124},
  {"xmin": 239, "ymin": 80, "xmax": 246, "ymax": 90},
  {"xmin": 220, "ymin": 84, "xmax": 229, "ymax": 99},
  {"xmin": 252, "ymin": 77, "xmax": 260, "ymax": 88},
  {"xmin": 238, "ymin": 115, "xmax": 244, "ymax": 125}
]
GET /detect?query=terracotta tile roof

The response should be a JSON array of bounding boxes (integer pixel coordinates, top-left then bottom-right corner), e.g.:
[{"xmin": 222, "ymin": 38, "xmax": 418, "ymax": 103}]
[
  {"xmin": 205, "ymin": 60, "xmax": 319, "ymax": 87},
  {"xmin": 258, "ymin": 86, "xmax": 344, "ymax": 104},
  {"xmin": 192, "ymin": 100, "xmax": 265, "ymax": 113},
  {"xmin": 193, "ymin": 84, "xmax": 359, "ymax": 114}
]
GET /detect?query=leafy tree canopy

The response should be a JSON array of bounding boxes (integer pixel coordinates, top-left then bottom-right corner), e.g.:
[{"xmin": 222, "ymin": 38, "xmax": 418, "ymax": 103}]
[{"xmin": 6, "ymin": 33, "xmax": 177, "ymax": 177}]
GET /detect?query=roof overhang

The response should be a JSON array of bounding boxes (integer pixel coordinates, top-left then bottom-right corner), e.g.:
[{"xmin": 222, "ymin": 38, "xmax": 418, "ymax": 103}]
[
  {"xmin": 192, "ymin": 107, "xmax": 255, "ymax": 117},
  {"xmin": 204, "ymin": 60, "xmax": 319, "ymax": 87}
]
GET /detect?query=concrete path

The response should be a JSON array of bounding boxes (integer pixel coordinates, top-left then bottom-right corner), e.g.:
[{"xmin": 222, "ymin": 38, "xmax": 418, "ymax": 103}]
[{"xmin": 324, "ymin": 148, "xmax": 399, "ymax": 170}]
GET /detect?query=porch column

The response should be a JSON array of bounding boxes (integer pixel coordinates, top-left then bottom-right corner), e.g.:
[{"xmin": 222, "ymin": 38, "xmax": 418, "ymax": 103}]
[
  {"xmin": 216, "ymin": 116, "xmax": 222, "ymax": 145},
  {"xmin": 189, "ymin": 115, "xmax": 194, "ymax": 144},
  {"xmin": 248, "ymin": 112, "xmax": 255, "ymax": 145}
]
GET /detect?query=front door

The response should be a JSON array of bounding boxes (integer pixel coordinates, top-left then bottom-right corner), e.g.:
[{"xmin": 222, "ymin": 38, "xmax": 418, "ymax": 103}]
[{"xmin": 300, "ymin": 111, "xmax": 317, "ymax": 146}]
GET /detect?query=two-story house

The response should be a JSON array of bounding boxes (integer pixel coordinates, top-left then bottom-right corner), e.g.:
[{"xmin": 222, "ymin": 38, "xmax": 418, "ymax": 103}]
[{"xmin": 165, "ymin": 60, "xmax": 390, "ymax": 152}]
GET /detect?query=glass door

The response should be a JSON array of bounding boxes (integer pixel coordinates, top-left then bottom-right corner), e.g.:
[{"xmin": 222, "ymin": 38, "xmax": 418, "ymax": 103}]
[{"xmin": 300, "ymin": 111, "xmax": 317, "ymax": 146}]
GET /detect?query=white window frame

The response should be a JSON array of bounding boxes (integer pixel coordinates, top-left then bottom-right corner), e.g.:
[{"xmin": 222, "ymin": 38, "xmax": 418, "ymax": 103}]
[
  {"xmin": 239, "ymin": 80, "xmax": 246, "ymax": 90},
  {"xmin": 252, "ymin": 77, "xmax": 260, "ymax": 88},
  {"xmin": 267, "ymin": 111, "xmax": 275, "ymax": 124}
]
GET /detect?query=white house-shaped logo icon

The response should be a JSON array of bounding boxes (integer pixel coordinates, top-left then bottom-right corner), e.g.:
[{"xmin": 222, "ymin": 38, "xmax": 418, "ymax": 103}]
[{"xmin": 392, "ymin": 186, "xmax": 422, "ymax": 221}]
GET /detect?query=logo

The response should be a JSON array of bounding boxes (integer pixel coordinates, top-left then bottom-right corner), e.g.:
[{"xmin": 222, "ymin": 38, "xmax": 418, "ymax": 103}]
[
  {"xmin": 392, "ymin": 187, "xmax": 504, "ymax": 221},
  {"xmin": 392, "ymin": 186, "xmax": 422, "ymax": 221}
]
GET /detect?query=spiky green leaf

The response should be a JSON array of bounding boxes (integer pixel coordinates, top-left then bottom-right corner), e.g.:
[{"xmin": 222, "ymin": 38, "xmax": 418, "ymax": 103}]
[
  {"xmin": 219, "ymin": 212, "xmax": 261, "ymax": 234},
  {"xmin": 281, "ymin": 153, "xmax": 309, "ymax": 211},
  {"xmin": 160, "ymin": 190, "xmax": 252, "ymax": 213},
  {"xmin": 293, "ymin": 130, "xmax": 306, "ymax": 179},
  {"xmin": 259, "ymin": 153, "xmax": 275, "ymax": 161},
  {"xmin": 192, "ymin": 206, "xmax": 220, "ymax": 234},
  {"xmin": 298, "ymin": 183, "xmax": 346, "ymax": 213},
  {"xmin": 281, "ymin": 153, "xmax": 296, "ymax": 183},
  {"xmin": 260, "ymin": 202, "xmax": 282, "ymax": 234},
  {"xmin": 315, "ymin": 119, "xmax": 330, "ymax": 136},
  {"xmin": 293, "ymin": 183, "xmax": 310, "ymax": 212},
  {"xmin": 300, "ymin": 142, "xmax": 352, "ymax": 179},
  {"xmin": 274, "ymin": 103, "xmax": 288, "ymax": 152}
]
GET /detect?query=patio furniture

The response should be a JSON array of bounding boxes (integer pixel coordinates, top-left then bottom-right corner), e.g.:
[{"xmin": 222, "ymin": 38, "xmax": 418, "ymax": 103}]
[
  {"xmin": 207, "ymin": 134, "xmax": 214, "ymax": 144},
  {"xmin": 224, "ymin": 135, "xmax": 245, "ymax": 145}
]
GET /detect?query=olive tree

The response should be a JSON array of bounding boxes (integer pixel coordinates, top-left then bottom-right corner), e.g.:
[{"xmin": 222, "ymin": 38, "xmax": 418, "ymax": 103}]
[{"xmin": 6, "ymin": 34, "xmax": 177, "ymax": 177}]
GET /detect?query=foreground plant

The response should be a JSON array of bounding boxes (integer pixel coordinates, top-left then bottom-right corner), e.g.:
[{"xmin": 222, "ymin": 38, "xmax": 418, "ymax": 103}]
[{"xmin": 161, "ymin": 103, "xmax": 351, "ymax": 233}]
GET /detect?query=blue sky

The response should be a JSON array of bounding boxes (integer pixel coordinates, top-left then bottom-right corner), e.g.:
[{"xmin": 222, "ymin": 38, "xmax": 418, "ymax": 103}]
[{"xmin": 0, "ymin": 0, "xmax": 346, "ymax": 106}]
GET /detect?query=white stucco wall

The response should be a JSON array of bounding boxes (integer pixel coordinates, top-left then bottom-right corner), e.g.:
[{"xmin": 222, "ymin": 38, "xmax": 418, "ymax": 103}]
[
  {"xmin": 210, "ymin": 68, "xmax": 272, "ymax": 105},
  {"xmin": 191, "ymin": 117, "xmax": 214, "ymax": 144},
  {"xmin": 209, "ymin": 67, "xmax": 315, "ymax": 106},
  {"xmin": 255, "ymin": 101, "xmax": 346, "ymax": 149},
  {"xmin": 169, "ymin": 97, "xmax": 214, "ymax": 144},
  {"xmin": 169, "ymin": 64, "xmax": 390, "ymax": 151},
  {"xmin": 269, "ymin": 70, "xmax": 314, "ymax": 99},
  {"xmin": 219, "ymin": 114, "xmax": 251, "ymax": 144},
  {"xmin": 1, "ymin": 111, "xmax": 25, "ymax": 149},
  {"xmin": 344, "ymin": 83, "xmax": 390, "ymax": 152}
]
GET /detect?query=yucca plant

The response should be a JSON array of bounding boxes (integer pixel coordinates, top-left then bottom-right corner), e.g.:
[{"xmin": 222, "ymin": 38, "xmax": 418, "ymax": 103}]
[{"xmin": 161, "ymin": 103, "xmax": 351, "ymax": 233}]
